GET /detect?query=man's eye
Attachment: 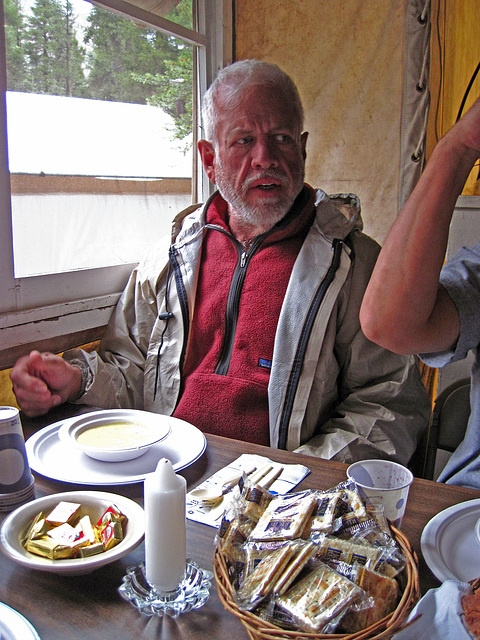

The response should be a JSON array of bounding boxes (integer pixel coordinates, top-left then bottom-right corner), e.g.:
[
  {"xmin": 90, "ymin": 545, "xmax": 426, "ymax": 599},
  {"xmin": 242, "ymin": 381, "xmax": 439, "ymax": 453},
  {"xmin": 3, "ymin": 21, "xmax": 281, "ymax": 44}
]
[
  {"xmin": 274, "ymin": 134, "xmax": 292, "ymax": 143},
  {"xmin": 237, "ymin": 137, "xmax": 253, "ymax": 145}
]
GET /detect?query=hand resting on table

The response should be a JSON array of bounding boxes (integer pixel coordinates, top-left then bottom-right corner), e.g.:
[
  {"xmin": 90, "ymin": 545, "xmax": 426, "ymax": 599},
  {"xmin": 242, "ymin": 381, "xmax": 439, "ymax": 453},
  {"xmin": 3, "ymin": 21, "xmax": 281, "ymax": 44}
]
[{"xmin": 10, "ymin": 350, "xmax": 82, "ymax": 417}]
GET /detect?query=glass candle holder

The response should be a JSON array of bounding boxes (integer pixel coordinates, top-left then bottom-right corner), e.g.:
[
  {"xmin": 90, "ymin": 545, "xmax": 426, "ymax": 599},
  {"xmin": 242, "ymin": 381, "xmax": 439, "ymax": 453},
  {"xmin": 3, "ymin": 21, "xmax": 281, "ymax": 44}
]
[{"xmin": 119, "ymin": 559, "xmax": 213, "ymax": 618}]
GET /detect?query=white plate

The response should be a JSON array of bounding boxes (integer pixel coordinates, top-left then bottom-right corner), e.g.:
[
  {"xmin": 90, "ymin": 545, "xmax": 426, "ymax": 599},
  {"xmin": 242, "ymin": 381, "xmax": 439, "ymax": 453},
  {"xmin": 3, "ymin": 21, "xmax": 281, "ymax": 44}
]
[
  {"xmin": 0, "ymin": 603, "xmax": 40, "ymax": 640},
  {"xmin": 0, "ymin": 490, "xmax": 144, "ymax": 575},
  {"xmin": 421, "ymin": 498, "xmax": 480, "ymax": 582},
  {"xmin": 476, "ymin": 516, "xmax": 480, "ymax": 544},
  {"xmin": 26, "ymin": 416, "xmax": 206, "ymax": 485}
]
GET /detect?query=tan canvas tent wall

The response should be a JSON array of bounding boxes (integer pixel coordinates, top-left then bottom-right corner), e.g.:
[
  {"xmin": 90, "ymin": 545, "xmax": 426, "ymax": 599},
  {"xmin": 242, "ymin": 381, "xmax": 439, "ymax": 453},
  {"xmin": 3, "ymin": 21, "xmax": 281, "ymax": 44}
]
[{"xmin": 235, "ymin": 0, "xmax": 431, "ymax": 245}]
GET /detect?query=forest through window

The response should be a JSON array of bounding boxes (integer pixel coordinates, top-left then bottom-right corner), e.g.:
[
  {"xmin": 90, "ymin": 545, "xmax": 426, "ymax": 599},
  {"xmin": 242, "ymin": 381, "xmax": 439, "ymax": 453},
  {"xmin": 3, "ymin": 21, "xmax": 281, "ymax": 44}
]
[{"xmin": 4, "ymin": 0, "xmax": 195, "ymax": 276}]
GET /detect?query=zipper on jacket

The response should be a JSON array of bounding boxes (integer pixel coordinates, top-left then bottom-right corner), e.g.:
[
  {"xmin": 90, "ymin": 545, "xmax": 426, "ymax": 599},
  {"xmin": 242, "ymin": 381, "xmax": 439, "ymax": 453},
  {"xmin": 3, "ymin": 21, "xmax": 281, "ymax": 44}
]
[
  {"xmin": 277, "ymin": 238, "xmax": 344, "ymax": 450},
  {"xmin": 168, "ymin": 245, "xmax": 191, "ymax": 371},
  {"xmin": 214, "ymin": 233, "xmax": 266, "ymax": 376}
]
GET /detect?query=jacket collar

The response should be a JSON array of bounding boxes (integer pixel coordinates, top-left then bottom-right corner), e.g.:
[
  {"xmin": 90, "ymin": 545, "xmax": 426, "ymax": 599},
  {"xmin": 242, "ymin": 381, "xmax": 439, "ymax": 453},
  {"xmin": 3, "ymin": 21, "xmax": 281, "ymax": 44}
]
[
  {"xmin": 205, "ymin": 185, "xmax": 316, "ymax": 246},
  {"xmin": 170, "ymin": 185, "xmax": 364, "ymax": 246},
  {"xmin": 314, "ymin": 189, "xmax": 363, "ymax": 241}
]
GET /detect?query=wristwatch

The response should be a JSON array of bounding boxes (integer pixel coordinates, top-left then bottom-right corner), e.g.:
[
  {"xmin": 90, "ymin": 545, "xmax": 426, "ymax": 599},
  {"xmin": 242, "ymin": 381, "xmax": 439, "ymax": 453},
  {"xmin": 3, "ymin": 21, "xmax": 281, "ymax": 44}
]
[{"xmin": 68, "ymin": 358, "xmax": 93, "ymax": 400}]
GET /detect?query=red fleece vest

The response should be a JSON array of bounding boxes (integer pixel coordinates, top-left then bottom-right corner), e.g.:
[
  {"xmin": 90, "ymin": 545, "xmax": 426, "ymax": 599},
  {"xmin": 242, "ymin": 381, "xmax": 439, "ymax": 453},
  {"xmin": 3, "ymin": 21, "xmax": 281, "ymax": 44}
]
[{"xmin": 173, "ymin": 187, "xmax": 316, "ymax": 444}]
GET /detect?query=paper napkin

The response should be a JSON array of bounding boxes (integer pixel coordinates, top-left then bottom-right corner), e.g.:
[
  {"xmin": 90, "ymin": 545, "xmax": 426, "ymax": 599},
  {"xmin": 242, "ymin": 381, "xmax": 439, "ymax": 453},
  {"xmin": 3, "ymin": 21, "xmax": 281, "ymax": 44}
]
[{"xmin": 186, "ymin": 453, "xmax": 310, "ymax": 528}]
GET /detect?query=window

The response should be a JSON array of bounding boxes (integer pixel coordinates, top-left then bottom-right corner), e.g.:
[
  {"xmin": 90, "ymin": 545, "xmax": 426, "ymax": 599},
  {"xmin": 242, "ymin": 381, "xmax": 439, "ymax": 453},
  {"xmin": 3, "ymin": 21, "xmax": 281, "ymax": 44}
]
[{"xmin": 0, "ymin": 0, "xmax": 231, "ymax": 366}]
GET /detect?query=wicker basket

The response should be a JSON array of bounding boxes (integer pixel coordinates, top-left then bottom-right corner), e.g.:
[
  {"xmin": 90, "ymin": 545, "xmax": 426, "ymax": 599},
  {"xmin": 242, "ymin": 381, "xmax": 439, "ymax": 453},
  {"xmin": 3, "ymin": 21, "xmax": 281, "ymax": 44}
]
[{"xmin": 214, "ymin": 525, "xmax": 420, "ymax": 640}]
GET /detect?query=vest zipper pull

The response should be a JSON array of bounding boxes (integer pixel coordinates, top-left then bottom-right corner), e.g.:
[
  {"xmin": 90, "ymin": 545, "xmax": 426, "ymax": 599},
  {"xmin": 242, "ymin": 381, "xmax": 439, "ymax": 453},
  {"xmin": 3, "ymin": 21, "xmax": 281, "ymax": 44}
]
[{"xmin": 240, "ymin": 251, "xmax": 247, "ymax": 268}]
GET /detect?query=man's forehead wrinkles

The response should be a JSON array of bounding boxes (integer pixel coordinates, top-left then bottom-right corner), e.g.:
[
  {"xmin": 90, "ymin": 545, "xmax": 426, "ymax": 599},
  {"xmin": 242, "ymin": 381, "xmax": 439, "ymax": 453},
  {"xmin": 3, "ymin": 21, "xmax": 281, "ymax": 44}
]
[{"xmin": 226, "ymin": 120, "xmax": 295, "ymax": 137}]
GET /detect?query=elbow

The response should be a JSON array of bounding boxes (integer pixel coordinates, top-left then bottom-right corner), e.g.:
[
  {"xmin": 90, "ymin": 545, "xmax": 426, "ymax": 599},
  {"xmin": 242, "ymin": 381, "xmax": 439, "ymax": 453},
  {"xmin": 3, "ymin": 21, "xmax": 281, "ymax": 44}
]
[
  {"xmin": 359, "ymin": 304, "xmax": 385, "ymax": 345},
  {"xmin": 360, "ymin": 305, "xmax": 414, "ymax": 355}
]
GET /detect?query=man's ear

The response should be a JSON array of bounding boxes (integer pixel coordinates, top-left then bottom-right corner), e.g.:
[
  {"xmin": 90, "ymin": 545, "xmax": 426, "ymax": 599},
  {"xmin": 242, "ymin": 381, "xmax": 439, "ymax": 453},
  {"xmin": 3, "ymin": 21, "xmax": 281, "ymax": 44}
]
[
  {"xmin": 197, "ymin": 139, "xmax": 216, "ymax": 183},
  {"xmin": 301, "ymin": 131, "xmax": 308, "ymax": 161}
]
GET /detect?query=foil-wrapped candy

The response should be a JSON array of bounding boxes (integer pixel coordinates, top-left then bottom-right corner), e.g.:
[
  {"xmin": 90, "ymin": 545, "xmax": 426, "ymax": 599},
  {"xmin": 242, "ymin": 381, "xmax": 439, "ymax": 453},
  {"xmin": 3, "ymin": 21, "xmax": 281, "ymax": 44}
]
[{"xmin": 22, "ymin": 501, "xmax": 126, "ymax": 560}]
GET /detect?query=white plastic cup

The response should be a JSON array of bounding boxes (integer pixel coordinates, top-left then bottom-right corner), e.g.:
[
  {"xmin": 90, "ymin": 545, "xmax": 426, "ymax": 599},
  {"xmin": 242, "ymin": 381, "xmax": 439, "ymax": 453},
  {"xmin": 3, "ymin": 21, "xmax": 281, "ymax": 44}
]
[
  {"xmin": 346, "ymin": 459, "xmax": 413, "ymax": 528},
  {"xmin": 0, "ymin": 407, "xmax": 34, "ymax": 495}
]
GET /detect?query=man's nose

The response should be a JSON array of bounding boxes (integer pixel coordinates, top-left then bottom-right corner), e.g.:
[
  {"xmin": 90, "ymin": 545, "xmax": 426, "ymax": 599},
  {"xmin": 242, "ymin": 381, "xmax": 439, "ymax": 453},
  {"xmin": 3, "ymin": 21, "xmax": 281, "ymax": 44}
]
[{"xmin": 251, "ymin": 139, "xmax": 278, "ymax": 169}]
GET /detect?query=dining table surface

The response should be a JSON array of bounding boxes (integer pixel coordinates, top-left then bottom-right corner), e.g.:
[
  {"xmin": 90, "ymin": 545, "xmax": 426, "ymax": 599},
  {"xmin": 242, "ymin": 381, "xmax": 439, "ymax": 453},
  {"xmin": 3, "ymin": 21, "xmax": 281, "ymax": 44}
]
[{"xmin": 1, "ymin": 403, "xmax": 480, "ymax": 640}]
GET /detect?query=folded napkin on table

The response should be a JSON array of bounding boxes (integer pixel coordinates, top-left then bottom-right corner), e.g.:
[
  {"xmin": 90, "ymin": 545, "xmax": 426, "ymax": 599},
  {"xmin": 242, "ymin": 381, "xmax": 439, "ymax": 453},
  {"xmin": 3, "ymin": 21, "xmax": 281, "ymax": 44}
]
[
  {"xmin": 392, "ymin": 580, "xmax": 475, "ymax": 639},
  {"xmin": 186, "ymin": 453, "xmax": 310, "ymax": 528}
]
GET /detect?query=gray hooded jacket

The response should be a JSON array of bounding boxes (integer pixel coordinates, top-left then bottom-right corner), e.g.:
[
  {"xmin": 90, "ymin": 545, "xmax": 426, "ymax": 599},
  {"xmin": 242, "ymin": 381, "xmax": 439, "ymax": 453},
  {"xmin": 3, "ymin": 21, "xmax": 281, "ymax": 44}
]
[{"xmin": 65, "ymin": 188, "xmax": 430, "ymax": 464}]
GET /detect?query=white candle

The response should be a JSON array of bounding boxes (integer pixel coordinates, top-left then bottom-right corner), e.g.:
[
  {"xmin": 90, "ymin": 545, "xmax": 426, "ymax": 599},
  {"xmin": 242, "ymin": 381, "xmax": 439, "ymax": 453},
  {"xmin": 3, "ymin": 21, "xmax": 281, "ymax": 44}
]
[{"xmin": 144, "ymin": 458, "xmax": 187, "ymax": 593}]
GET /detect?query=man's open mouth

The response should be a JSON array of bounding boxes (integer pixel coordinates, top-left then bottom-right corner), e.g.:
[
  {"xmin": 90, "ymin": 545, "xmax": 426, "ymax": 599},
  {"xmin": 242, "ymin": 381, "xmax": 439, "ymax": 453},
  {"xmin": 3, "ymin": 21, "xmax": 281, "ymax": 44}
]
[{"xmin": 256, "ymin": 183, "xmax": 278, "ymax": 190}]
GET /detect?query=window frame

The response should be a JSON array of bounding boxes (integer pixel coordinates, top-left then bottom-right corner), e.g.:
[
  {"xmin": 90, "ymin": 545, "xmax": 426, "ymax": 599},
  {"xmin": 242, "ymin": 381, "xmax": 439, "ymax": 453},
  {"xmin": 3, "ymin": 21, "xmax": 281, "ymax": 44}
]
[{"xmin": 0, "ymin": 0, "xmax": 232, "ymax": 368}]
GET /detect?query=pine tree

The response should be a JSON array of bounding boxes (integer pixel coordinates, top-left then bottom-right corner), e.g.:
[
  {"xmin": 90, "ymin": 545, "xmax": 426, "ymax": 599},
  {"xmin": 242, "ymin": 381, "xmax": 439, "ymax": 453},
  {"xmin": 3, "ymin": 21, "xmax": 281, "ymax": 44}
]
[
  {"xmin": 5, "ymin": 0, "xmax": 194, "ymax": 141},
  {"xmin": 84, "ymin": 7, "xmax": 170, "ymax": 104},
  {"xmin": 129, "ymin": 1, "xmax": 194, "ymax": 141},
  {"xmin": 24, "ymin": 0, "xmax": 86, "ymax": 96},
  {"xmin": 84, "ymin": 1, "xmax": 193, "ymax": 141},
  {"xmin": 4, "ymin": 0, "xmax": 29, "ymax": 91}
]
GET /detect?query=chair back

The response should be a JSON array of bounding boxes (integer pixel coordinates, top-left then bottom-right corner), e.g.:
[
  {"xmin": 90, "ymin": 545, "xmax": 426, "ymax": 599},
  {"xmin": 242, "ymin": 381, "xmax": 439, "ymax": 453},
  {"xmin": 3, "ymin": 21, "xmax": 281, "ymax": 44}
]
[{"xmin": 423, "ymin": 377, "xmax": 471, "ymax": 479}]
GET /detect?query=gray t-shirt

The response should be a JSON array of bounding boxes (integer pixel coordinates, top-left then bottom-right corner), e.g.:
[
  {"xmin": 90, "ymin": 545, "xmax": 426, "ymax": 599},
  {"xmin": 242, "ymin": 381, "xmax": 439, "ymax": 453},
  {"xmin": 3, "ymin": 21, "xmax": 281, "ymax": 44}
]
[{"xmin": 421, "ymin": 243, "xmax": 480, "ymax": 488}]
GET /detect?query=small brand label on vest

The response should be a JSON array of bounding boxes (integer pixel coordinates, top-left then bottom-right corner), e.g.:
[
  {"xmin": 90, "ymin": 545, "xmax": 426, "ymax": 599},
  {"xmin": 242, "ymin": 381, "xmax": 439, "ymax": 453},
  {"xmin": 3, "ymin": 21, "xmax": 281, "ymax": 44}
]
[{"xmin": 258, "ymin": 358, "xmax": 272, "ymax": 370}]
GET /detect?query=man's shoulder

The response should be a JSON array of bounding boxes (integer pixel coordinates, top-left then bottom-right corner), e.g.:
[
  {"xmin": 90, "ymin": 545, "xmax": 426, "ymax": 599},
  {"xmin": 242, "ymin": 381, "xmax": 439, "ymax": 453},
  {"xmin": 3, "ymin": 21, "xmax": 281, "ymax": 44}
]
[
  {"xmin": 171, "ymin": 202, "xmax": 205, "ymax": 235},
  {"xmin": 312, "ymin": 189, "xmax": 365, "ymax": 242},
  {"xmin": 347, "ymin": 227, "xmax": 381, "ymax": 254},
  {"xmin": 345, "ymin": 229, "xmax": 382, "ymax": 279}
]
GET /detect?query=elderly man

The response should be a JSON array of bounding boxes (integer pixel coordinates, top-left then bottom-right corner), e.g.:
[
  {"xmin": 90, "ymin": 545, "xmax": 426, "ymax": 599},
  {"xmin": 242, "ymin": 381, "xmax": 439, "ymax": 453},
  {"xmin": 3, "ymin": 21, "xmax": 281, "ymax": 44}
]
[{"xmin": 11, "ymin": 59, "xmax": 430, "ymax": 464}]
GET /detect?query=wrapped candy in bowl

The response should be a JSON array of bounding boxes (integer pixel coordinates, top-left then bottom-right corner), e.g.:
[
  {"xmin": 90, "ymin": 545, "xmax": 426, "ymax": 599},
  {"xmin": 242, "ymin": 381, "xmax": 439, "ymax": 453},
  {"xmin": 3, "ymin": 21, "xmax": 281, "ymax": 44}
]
[{"xmin": 0, "ymin": 490, "xmax": 144, "ymax": 575}]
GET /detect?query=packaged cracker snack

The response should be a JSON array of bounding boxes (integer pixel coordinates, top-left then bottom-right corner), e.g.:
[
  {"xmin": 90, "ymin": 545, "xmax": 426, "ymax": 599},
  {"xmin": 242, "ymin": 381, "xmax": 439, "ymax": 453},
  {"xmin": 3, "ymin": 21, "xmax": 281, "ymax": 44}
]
[
  {"xmin": 217, "ymin": 514, "xmax": 255, "ymax": 564},
  {"xmin": 340, "ymin": 564, "xmax": 399, "ymax": 632},
  {"xmin": 235, "ymin": 541, "xmax": 298, "ymax": 610},
  {"xmin": 275, "ymin": 559, "xmax": 364, "ymax": 633},
  {"xmin": 273, "ymin": 540, "xmax": 318, "ymax": 596},
  {"xmin": 250, "ymin": 491, "xmax": 316, "ymax": 541},
  {"xmin": 317, "ymin": 535, "xmax": 384, "ymax": 571},
  {"xmin": 215, "ymin": 473, "xmax": 410, "ymax": 636},
  {"xmin": 303, "ymin": 490, "xmax": 342, "ymax": 536},
  {"xmin": 233, "ymin": 477, "xmax": 274, "ymax": 523}
]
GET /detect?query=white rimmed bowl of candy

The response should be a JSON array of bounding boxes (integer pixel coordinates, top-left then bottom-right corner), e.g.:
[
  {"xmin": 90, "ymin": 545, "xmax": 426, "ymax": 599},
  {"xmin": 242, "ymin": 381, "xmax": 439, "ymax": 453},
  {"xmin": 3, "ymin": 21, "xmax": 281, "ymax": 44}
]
[
  {"xmin": 0, "ymin": 490, "xmax": 145, "ymax": 575},
  {"xmin": 58, "ymin": 409, "xmax": 172, "ymax": 462}
]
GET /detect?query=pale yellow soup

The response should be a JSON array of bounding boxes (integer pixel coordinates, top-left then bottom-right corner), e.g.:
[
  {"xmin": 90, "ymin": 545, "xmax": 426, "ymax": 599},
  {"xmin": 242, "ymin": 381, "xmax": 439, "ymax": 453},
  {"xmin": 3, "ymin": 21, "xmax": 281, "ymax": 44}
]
[{"xmin": 77, "ymin": 422, "xmax": 153, "ymax": 450}]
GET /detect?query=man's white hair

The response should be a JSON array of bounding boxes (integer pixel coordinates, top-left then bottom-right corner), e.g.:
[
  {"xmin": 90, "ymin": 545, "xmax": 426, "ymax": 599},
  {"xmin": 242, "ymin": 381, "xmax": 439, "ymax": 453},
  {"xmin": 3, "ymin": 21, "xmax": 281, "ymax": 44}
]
[{"xmin": 201, "ymin": 59, "xmax": 304, "ymax": 146}]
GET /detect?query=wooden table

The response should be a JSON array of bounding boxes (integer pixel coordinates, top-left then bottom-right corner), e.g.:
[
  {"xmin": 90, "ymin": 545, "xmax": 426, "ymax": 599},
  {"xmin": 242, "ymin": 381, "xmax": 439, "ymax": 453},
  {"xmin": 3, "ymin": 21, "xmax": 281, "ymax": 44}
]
[{"xmin": 1, "ymin": 404, "xmax": 480, "ymax": 640}]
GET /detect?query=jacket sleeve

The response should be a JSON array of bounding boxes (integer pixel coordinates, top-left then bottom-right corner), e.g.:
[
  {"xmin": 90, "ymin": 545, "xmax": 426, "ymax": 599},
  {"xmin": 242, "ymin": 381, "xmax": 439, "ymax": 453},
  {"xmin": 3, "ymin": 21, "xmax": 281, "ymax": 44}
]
[
  {"xmin": 295, "ymin": 233, "xmax": 431, "ymax": 465},
  {"xmin": 63, "ymin": 250, "xmax": 166, "ymax": 410}
]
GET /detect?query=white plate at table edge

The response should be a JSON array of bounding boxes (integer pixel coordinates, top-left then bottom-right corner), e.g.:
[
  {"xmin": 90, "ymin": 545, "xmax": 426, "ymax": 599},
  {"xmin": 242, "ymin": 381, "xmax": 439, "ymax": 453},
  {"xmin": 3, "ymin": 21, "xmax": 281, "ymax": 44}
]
[
  {"xmin": 421, "ymin": 497, "xmax": 480, "ymax": 583},
  {"xmin": 0, "ymin": 602, "xmax": 41, "ymax": 640},
  {"xmin": 25, "ymin": 415, "xmax": 206, "ymax": 486}
]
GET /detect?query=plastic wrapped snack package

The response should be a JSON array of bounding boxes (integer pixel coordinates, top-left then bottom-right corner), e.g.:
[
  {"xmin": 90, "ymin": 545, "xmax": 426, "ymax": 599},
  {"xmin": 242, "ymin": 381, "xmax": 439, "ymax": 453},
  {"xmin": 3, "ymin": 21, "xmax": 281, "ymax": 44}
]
[
  {"xmin": 217, "ymin": 514, "xmax": 255, "ymax": 563},
  {"xmin": 216, "ymin": 475, "xmax": 407, "ymax": 634},
  {"xmin": 237, "ymin": 479, "xmax": 274, "ymax": 523},
  {"xmin": 234, "ymin": 538, "xmax": 319, "ymax": 611},
  {"xmin": 324, "ymin": 560, "xmax": 400, "ymax": 632},
  {"xmin": 342, "ymin": 563, "xmax": 399, "ymax": 632},
  {"xmin": 249, "ymin": 491, "xmax": 317, "ymax": 541},
  {"xmin": 303, "ymin": 491, "xmax": 343, "ymax": 536},
  {"xmin": 275, "ymin": 559, "xmax": 365, "ymax": 633},
  {"xmin": 234, "ymin": 542, "xmax": 298, "ymax": 610},
  {"xmin": 318, "ymin": 533, "xmax": 406, "ymax": 580}
]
